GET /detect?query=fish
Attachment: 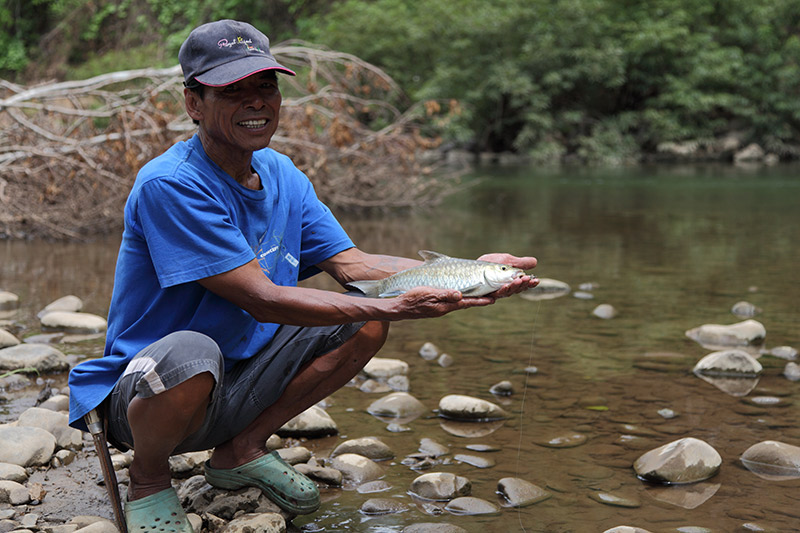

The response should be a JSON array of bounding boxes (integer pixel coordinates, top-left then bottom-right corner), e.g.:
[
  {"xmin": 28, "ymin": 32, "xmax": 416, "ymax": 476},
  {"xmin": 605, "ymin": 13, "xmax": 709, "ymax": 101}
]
[{"xmin": 347, "ymin": 250, "xmax": 525, "ymax": 298}]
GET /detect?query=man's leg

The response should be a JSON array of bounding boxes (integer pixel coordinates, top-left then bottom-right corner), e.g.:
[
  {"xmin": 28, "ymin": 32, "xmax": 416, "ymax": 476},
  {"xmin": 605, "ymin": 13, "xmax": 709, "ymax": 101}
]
[{"xmin": 208, "ymin": 319, "xmax": 389, "ymax": 469}]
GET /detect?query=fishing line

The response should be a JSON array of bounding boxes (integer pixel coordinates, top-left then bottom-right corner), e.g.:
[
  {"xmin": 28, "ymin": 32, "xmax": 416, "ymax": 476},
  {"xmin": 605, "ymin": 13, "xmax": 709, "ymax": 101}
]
[{"xmin": 514, "ymin": 297, "xmax": 541, "ymax": 533}]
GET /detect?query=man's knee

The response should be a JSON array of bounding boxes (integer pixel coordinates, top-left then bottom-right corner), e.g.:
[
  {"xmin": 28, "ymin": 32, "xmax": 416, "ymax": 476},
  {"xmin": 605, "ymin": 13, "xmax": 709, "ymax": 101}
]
[{"xmin": 357, "ymin": 320, "xmax": 390, "ymax": 356}]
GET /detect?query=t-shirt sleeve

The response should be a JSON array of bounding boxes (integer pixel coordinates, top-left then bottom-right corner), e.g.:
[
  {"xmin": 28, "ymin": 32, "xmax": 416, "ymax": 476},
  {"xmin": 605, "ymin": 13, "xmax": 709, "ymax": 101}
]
[{"xmin": 133, "ymin": 178, "xmax": 255, "ymax": 288}]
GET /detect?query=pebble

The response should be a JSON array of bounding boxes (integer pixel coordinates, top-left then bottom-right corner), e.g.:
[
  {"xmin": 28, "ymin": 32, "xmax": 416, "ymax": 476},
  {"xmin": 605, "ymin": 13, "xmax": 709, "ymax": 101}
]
[
  {"xmin": 592, "ymin": 303, "xmax": 617, "ymax": 319},
  {"xmin": 331, "ymin": 437, "xmax": 394, "ymax": 461},
  {"xmin": 437, "ymin": 394, "xmax": 507, "ymax": 421},
  {"xmin": 360, "ymin": 497, "xmax": 409, "ymax": 515},
  {"xmin": 634, "ymin": 437, "xmax": 722, "ymax": 484},
  {"xmin": 418, "ymin": 342, "xmax": 440, "ymax": 360},
  {"xmin": 444, "ymin": 496, "xmax": 499, "ymax": 516},
  {"xmin": 489, "ymin": 380, "xmax": 514, "ymax": 396},
  {"xmin": 367, "ymin": 392, "xmax": 427, "ymax": 421},
  {"xmin": 497, "ymin": 477, "xmax": 551, "ymax": 507},
  {"xmin": 452, "ymin": 454, "xmax": 495, "ymax": 468},
  {"xmin": 409, "ymin": 472, "xmax": 471, "ymax": 501}
]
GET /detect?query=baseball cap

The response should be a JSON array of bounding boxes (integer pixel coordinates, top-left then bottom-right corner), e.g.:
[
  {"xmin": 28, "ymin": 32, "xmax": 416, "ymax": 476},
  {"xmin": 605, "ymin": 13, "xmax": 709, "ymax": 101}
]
[{"xmin": 179, "ymin": 19, "xmax": 296, "ymax": 87}]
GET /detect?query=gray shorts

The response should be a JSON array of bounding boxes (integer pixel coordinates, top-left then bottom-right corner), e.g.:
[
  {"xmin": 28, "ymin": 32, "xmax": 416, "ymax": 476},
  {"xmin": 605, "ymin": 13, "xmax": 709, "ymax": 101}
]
[{"xmin": 106, "ymin": 323, "xmax": 364, "ymax": 454}]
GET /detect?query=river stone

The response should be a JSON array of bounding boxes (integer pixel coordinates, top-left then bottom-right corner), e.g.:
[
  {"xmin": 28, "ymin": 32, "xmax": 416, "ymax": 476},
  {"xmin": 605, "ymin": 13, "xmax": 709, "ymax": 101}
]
[
  {"xmin": 0, "ymin": 426, "xmax": 56, "ymax": 466},
  {"xmin": 38, "ymin": 295, "xmax": 83, "ymax": 317},
  {"xmin": 388, "ymin": 375, "xmax": 410, "ymax": 391},
  {"xmin": 685, "ymin": 319, "xmax": 766, "ymax": 348},
  {"xmin": 592, "ymin": 303, "xmax": 617, "ymax": 319},
  {"xmin": 360, "ymin": 497, "xmax": 409, "ymax": 515},
  {"xmin": 784, "ymin": 362, "xmax": 800, "ymax": 382},
  {"xmin": 0, "ymin": 292, "xmax": 19, "ymax": 311},
  {"xmin": 17, "ymin": 407, "xmax": 83, "ymax": 449},
  {"xmin": 275, "ymin": 446, "xmax": 311, "ymax": 465},
  {"xmin": 40, "ymin": 311, "xmax": 107, "ymax": 334},
  {"xmin": 453, "ymin": 454, "xmax": 495, "ymax": 468},
  {"xmin": 769, "ymin": 346, "xmax": 798, "ymax": 360},
  {"xmin": 633, "ymin": 437, "xmax": 721, "ymax": 484},
  {"xmin": 519, "ymin": 278, "xmax": 571, "ymax": 301},
  {"xmin": 438, "ymin": 394, "xmax": 507, "ymax": 421},
  {"xmin": 740, "ymin": 441, "xmax": 800, "ymax": 480},
  {"xmin": 731, "ymin": 300, "xmax": 762, "ymax": 318},
  {"xmin": 533, "ymin": 432, "xmax": 588, "ymax": 448},
  {"xmin": 588, "ymin": 491, "xmax": 641, "ymax": 508},
  {"xmin": 331, "ymin": 437, "xmax": 394, "ymax": 461},
  {"xmin": 603, "ymin": 528, "xmax": 653, "ymax": 533},
  {"xmin": 293, "ymin": 463, "xmax": 342, "ymax": 486},
  {"xmin": 329, "ymin": 453, "xmax": 384, "ymax": 485},
  {"xmin": 419, "ymin": 438, "xmax": 449, "ymax": 457},
  {"xmin": 489, "ymin": 380, "xmax": 514, "ymax": 396},
  {"xmin": 276, "ymin": 405, "xmax": 337, "ymax": 438},
  {"xmin": 360, "ymin": 379, "xmax": 392, "ymax": 393},
  {"xmin": 419, "ymin": 342, "xmax": 440, "ymax": 360},
  {"xmin": 437, "ymin": 353, "xmax": 454, "ymax": 367},
  {"xmin": 367, "ymin": 392, "xmax": 427, "ymax": 419},
  {"xmin": 402, "ymin": 524, "xmax": 467, "ymax": 533},
  {"xmin": 497, "ymin": 477, "xmax": 551, "ymax": 507},
  {"xmin": 410, "ymin": 472, "xmax": 471, "ymax": 501},
  {"xmin": 357, "ymin": 480, "xmax": 392, "ymax": 493},
  {"xmin": 0, "ymin": 329, "xmax": 19, "ymax": 349},
  {"xmin": 693, "ymin": 349, "xmax": 762, "ymax": 377},
  {"xmin": 224, "ymin": 512, "xmax": 284, "ymax": 533},
  {"xmin": 38, "ymin": 393, "xmax": 70, "ymax": 412},
  {"xmin": 0, "ymin": 463, "xmax": 27, "ymax": 483},
  {"xmin": 363, "ymin": 357, "xmax": 408, "ymax": 379},
  {"xmin": 0, "ymin": 343, "xmax": 70, "ymax": 373},
  {"xmin": 444, "ymin": 496, "xmax": 499, "ymax": 516},
  {"xmin": 0, "ymin": 479, "xmax": 30, "ymax": 505}
]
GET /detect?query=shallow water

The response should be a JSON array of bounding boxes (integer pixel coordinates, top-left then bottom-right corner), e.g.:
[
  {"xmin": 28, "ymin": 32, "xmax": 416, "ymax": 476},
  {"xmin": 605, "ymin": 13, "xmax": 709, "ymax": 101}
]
[{"xmin": 1, "ymin": 163, "xmax": 799, "ymax": 532}]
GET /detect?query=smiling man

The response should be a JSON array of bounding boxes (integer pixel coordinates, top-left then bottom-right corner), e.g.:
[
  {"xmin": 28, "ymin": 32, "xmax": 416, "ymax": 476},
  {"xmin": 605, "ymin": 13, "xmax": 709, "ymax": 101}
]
[{"xmin": 68, "ymin": 19, "xmax": 538, "ymax": 533}]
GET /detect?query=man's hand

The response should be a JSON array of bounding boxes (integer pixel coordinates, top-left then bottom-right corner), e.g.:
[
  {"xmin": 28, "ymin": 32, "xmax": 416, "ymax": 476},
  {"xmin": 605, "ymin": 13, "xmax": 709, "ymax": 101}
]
[{"xmin": 478, "ymin": 252, "xmax": 539, "ymax": 299}]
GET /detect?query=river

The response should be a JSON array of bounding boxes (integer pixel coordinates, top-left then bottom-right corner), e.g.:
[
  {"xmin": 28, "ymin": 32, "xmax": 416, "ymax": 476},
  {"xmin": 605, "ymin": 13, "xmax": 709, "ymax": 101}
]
[{"xmin": 1, "ymin": 162, "xmax": 799, "ymax": 532}]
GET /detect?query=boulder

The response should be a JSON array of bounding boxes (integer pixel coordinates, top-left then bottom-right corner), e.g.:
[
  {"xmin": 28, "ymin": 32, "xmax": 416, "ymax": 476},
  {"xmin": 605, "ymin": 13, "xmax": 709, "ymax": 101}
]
[
  {"xmin": 38, "ymin": 295, "xmax": 83, "ymax": 318},
  {"xmin": 0, "ymin": 343, "xmax": 70, "ymax": 373},
  {"xmin": 438, "ymin": 394, "xmax": 507, "ymax": 421},
  {"xmin": 409, "ymin": 472, "xmax": 471, "ymax": 501},
  {"xmin": 367, "ymin": 392, "xmax": 427, "ymax": 420},
  {"xmin": 40, "ymin": 311, "xmax": 107, "ymax": 334},
  {"xmin": 17, "ymin": 407, "xmax": 83, "ymax": 449},
  {"xmin": 328, "ymin": 453, "xmax": 384, "ymax": 485},
  {"xmin": 0, "ymin": 426, "xmax": 57, "ymax": 467},
  {"xmin": 444, "ymin": 496, "xmax": 499, "ymax": 515},
  {"xmin": 633, "ymin": 437, "xmax": 721, "ymax": 484}
]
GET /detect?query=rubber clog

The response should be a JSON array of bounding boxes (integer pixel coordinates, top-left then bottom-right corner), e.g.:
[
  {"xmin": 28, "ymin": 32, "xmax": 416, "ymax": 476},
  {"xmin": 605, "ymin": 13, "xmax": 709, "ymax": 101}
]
[
  {"xmin": 204, "ymin": 451, "xmax": 320, "ymax": 515},
  {"xmin": 124, "ymin": 487, "xmax": 194, "ymax": 533}
]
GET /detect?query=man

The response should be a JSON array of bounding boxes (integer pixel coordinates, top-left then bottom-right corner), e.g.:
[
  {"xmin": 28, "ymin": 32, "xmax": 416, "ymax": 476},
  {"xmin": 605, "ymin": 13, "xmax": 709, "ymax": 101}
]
[{"xmin": 68, "ymin": 19, "xmax": 538, "ymax": 532}]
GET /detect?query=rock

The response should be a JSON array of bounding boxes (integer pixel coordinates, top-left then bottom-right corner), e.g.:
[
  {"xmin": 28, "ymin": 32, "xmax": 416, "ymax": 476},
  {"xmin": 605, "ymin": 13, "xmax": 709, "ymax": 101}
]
[
  {"xmin": 453, "ymin": 454, "xmax": 495, "ymax": 468},
  {"xmin": 633, "ymin": 437, "xmax": 721, "ymax": 484},
  {"xmin": 437, "ymin": 353, "xmax": 454, "ymax": 368},
  {"xmin": 38, "ymin": 393, "xmax": 70, "ymax": 412},
  {"xmin": 276, "ymin": 405, "xmax": 337, "ymax": 438},
  {"xmin": 293, "ymin": 463, "xmax": 342, "ymax": 486},
  {"xmin": 0, "ymin": 479, "xmax": 30, "ymax": 505},
  {"xmin": 387, "ymin": 374, "xmax": 410, "ymax": 391},
  {"xmin": 168, "ymin": 450, "xmax": 211, "ymax": 477},
  {"xmin": 0, "ymin": 463, "xmax": 28, "ymax": 483},
  {"xmin": 734, "ymin": 143, "xmax": 765, "ymax": 163},
  {"xmin": 740, "ymin": 441, "xmax": 800, "ymax": 480},
  {"xmin": 444, "ymin": 496, "xmax": 499, "ymax": 515},
  {"xmin": 769, "ymin": 346, "xmax": 798, "ymax": 360},
  {"xmin": 419, "ymin": 342, "xmax": 440, "ymax": 360},
  {"xmin": 53, "ymin": 449, "xmax": 76, "ymax": 467},
  {"xmin": 497, "ymin": 477, "xmax": 551, "ymax": 507},
  {"xmin": 603, "ymin": 528, "xmax": 653, "ymax": 533},
  {"xmin": 784, "ymin": 362, "xmax": 800, "ymax": 382},
  {"xmin": 592, "ymin": 303, "xmax": 617, "ymax": 319},
  {"xmin": 489, "ymin": 380, "xmax": 513, "ymax": 396},
  {"xmin": 357, "ymin": 480, "xmax": 392, "ymax": 493},
  {"xmin": 402, "ymin": 524, "xmax": 467, "ymax": 533},
  {"xmin": 359, "ymin": 379, "xmax": 392, "ymax": 393},
  {"xmin": 0, "ymin": 329, "xmax": 19, "ymax": 349},
  {"xmin": 438, "ymin": 394, "xmax": 507, "ymax": 421},
  {"xmin": 331, "ymin": 437, "xmax": 394, "ymax": 461},
  {"xmin": 360, "ymin": 497, "xmax": 409, "ymax": 515},
  {"xmin": 519, "ymin": 278, "xmax": 571, "ymax": 301},
  {"xmin": 0, "ymin": 343, "xmax": 70, "ymax": 373},
  {"xmin": 573, "ymin": 291, "xmax": 594, "ymax": 300},
  {"xmin": 40, "ymin": 311, "xmax": 107, "ymax": 334},
  {"xmin": 685, "ymin": 319, "xmax": 766, "ymax": 348},
  {"xmin": 418, "ymin": 438, "xmax": 449, "ymax": 458},
  {"xmin": 588, "ymin": 491, "xmax": 641, "ymax": 508},
  {"xmin": 0, "ymin": 426, "xmax": 57, "ymax": 466},
  {"xmin": 72, "ymin": 521, "xmax": 118, "ymax": 533},
  {"xmin": 693, "ymin": 349, "xmax": 762, "ymax": 378},
  {"xmin": 367, "ymin": 392, "xmax": 427, "ymax": 420},
  {"xmin": 362, "ymin": 357, "xmax": 408, "ymax": 379},
  {"xmin": 328, "ymin": 453, "xmax": 384, "ymax": 485},
  {"xmin": 17, "ymin": 407, "xmax": 83, "ymax": 449},
  {"xmin": 533, "ymin": 432, "xmax": 588, "ymax": 448},
  {"xmin": 38, "ymin": 295, "xmax": 83, "ymax": 318},
  {"xmin": 731, "ymin": 301, "xmax": 761, "ymax": 318},
  {"xmin": 0, "ymin": 292, "xmax": 19, "ymax": 311},
  {"xmin": 409, "ymin": 472, "xmax": 471, "ymax": 501},
  {"xmin": 224, "ymin": 512, "xmax": 285, "ymax": 533},
  {"xmin": 275, "ymin": 446, "xmax": 311, "ymax": 465}
]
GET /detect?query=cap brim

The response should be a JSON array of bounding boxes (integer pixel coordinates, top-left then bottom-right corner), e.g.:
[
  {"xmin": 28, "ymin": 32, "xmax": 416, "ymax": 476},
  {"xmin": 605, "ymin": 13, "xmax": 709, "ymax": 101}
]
[{"xmin": 194, "ymin": 56, "xmax": 296, "ymax": 86}]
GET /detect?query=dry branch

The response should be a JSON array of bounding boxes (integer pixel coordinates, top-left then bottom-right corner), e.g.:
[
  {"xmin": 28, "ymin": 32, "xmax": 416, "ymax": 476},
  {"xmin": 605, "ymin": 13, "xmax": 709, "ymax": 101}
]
[{"xmin": 0, "ymin": 42, "xmax": 464, "ymax": 240}]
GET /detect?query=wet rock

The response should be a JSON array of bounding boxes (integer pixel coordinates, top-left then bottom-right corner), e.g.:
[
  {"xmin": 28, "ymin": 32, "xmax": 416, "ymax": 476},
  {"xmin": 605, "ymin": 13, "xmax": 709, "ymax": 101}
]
[
  {"xmin": 453, "ymin": 454, "xmax": 495, "ymax": 468},
  {"xmin": 388, "ymin": 375, "xmax": 410, "ymax": 391},
  {"xmin": 276, "ymin": 405, "xmax": 337, "ymax": 438},
  {"xmin": 731, "ymin": 301, "xmax": 762, "ymax": 318},
  {"xmin": 573, "ymin": 291, "xmax": 594, "ymax": 300},
  {"xmin": 293, "ymin": 463, "xmax": 342, "ymax": 486},
  {"xmin": 17, "ymin": 407, "xmax": 83, "ymax": 449},
  {"xmin": 437, "ymin": 394, "xmax": 507, "ymax": 421},
  {"xmin": 419, "ymin": 438, "xmax": 449, "ymax": 458},
  {"xmin": 519, "ymin": 278, "xmax": 571, "ymax": 301},
  {"xmin": 437, "ymin": 353, "xmax": 454, "ymax": 368},
  {"xmin": 489, "ymin": 380, "xmax": 513, "ymax": 396},
  {"xmin": 40, "ymin": 312, "xmax": 107, "ymax": 334},
  {"xmin": 602, "ymin": 527, "xmax": 653, "ymax": 533},
  {"xmin": 633, "ymin": 437, "xmax": 721, "ymax": 484},
  {"xmin": 0, "ymin": 292, "xmax": 19, "ymax": 311},
  {"xmin": 367, "ymin": 392, "xmax": 427, "ymax": 420},
  {"xmin": 357, "ymin": 480, "xmax": 391, "ymax": 493},
  {"xmin": 784, "ymin": 362, "xmax": 800, "ymax": 382},
  {"xmin": 685, "ymin": 319, "xmax": 766, "ymax": 348},
  {"xmin": 224, "ymin": 512, "xmax": 284, "ymax": 533},
  {"xmin": 39, "ymin": 394, "xmax": 70, "ymax": 412},
  {"xmin": 465, "ymin": 444, "xmax": 500, "ymax": 452},
  {"xmin": 588, "ymin": 491, "xmax": 641, "ymax": 508},
  {"xmin": 362, "ymin": 357, "xmax": 408, "ymax": 379},
  {"xmin": 419, "ymin": 342, "xmax": 440, "ymax": 360},
  {"xmin": 275, "ymin": 446, "xmax": 312, "ymax": 465},
  {"xmin": 328, "ymin": 453, "xmax": 384, "ymax": 485},
  {"xmin": 768, "ymin": 345, "xmax": 798, "ymax": 360},
  {"xmin": 331, "ymin": 437, "xmax": 394, "ymax": 461},
  {"xmin": 360, "ymin": 497, "xmax": 408, "ymax": 515},
  {"xmin": 740, "ymin": 441, "xmax": 800, "ymax": 480},
  {"xmin": 592, "ymin": 304, "xmax": 617, "ymax": 319},
  {"xmin": 52, "ymin": 449, "xmax": 76, "ymax": 467},
  {"xmin": 658, "ymin": 408, "xmax": 677, "ymax": 419},
  {"xmin": 0, "ymin": 343, "xmax": 70, "ymax": 373},
  {"xmin": 38, "ymin": 295, "xmax": 83, "ymax": 318},
  {"xmin": 410, "ymin": 472, "xmax": 471, "ymax": 501},
  {"xmin": 402, "ymin": 524, "xmax": 467, "ymax": 533},
  {"xmin": 0, "ymin": 426, "xmax": 56, "ymax": 466},
  {"xmin": 497, "ymin": 477, "xmax": 551, "ymax": 507},
  {"xmin": 0, "ymin": 463, "xmax": 27, "ymax": 483},
  {"xmin": 0, "ymin": 329, "xmax": 19, "ymax": 349},
  {"xmin": 0, "ymin": 480, "xmax": 29, "ymax": 505},
  {"xmin": 693, "ymin": 349, "xmax": 762, "ymax": 378},
  {"xmin": 533, "ymin": 432, "xmax": 588, "ymax": 448},
  {"xmin": 444, "ymin": 496, "xmax": 499, "ymax": 515},
  {"xmin": 360, "ymin": 379, "xmax": 392, "ymax": 393}
]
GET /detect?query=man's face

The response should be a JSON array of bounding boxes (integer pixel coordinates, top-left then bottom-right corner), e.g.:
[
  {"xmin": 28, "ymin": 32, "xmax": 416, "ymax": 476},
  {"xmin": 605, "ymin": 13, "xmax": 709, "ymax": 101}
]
[{"xmin": 189, "ymin": 71, "xmax": 283, "ymax": 156}]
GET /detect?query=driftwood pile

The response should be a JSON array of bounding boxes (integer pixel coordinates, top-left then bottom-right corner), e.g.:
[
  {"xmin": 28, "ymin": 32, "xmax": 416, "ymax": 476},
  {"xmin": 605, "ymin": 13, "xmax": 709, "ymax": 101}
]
[{"xmin": 0, "ymin": 42, "xmax": 463, "ymax": 239}]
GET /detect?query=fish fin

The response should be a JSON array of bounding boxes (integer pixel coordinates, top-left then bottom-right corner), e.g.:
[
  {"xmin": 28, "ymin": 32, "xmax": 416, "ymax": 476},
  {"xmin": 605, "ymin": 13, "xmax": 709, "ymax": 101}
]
[
  {"xmin": 378, "ymin": 289, "xmax": 406, "ymax": 298},
  {"xmin": 459, "ymin": 283, "xmax": 484, "ymax": 296},
  {"xmin": 418, "ymin": 250, "xmax": 449, "ymax": 262},
  {"xmin": 346, "ymin": 280, "xmax": 381, "ymax": 298}
]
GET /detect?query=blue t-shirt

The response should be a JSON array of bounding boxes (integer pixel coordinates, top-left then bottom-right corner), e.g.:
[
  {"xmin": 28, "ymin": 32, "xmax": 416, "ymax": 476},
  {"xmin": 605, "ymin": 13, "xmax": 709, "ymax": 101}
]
[{"xmin": 68, "ymin": 134, "xmax": 354, "ymax": 431}]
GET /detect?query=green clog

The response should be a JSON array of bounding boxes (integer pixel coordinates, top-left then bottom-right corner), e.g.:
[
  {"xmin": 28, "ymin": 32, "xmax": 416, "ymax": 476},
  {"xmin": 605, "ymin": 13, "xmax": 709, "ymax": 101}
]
[
  {"xmin": 124, "ymin": 487, "xmax": 193, "ymax": 533},
  {"xmin": 204, "ymin": 451, "xmax": 320, "ymax": 515}
]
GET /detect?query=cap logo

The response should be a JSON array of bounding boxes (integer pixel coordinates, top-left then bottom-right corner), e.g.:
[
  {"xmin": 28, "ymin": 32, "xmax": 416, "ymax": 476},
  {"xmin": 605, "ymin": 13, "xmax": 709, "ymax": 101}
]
[{"xmin": 217, "ymin": 36, "xmax": 266, "ymax": 54}]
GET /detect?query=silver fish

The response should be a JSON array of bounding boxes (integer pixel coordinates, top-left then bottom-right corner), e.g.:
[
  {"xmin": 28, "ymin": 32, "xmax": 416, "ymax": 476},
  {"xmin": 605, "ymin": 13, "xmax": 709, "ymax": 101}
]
[{"xmin": 347, "ymin": 250, "xmax": 524, "ymax": 298}]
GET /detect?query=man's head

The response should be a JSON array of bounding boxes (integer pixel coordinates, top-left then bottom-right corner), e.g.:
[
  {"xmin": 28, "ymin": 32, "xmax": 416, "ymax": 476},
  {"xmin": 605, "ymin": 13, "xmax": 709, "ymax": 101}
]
[{"xmin": 179, "ymin": 19, "xmax": 295, "ymax": 88}]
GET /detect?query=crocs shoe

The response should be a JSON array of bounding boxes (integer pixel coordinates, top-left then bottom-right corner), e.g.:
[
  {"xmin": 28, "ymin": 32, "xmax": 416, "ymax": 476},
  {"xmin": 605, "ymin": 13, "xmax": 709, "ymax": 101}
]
[
  {"xmin": 204, "ymin": 451, "xmax": 320, "ymax": 515},
  {"xmin": 125, "ymin": 487, "xmax": 193, "ymax": 533}
]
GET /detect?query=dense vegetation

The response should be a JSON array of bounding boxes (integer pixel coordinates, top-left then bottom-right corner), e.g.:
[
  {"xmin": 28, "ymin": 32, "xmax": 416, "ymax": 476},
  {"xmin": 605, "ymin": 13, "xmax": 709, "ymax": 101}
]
[{"xmin": 4, "ymin": 0, "xmax": 800, "ymax": 163}]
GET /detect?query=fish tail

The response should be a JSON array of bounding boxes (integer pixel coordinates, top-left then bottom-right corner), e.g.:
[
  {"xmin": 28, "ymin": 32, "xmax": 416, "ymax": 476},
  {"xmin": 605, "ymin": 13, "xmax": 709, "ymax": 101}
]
[{"xmin": 346, "ymin": 280, "xmax": 382, "ymax": 298}]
